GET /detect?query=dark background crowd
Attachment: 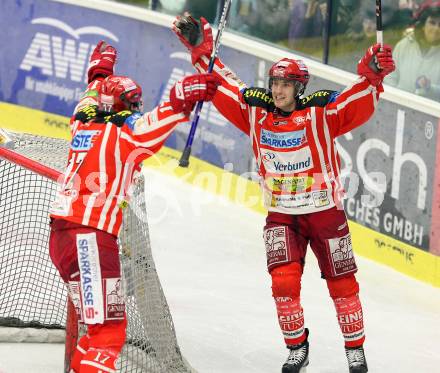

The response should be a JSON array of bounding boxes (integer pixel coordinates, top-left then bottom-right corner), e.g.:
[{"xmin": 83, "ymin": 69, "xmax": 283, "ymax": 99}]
[{"xmin": 112, "ymin": 0, "xmax": 440, "ymax": 101}]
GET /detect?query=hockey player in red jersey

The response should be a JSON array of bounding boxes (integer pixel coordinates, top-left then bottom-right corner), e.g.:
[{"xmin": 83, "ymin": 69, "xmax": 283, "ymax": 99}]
[
  {"xmin": 48, "ymin": 41, "xmax": 220, "ymax": 373},
  {"xmin": 173, "ymin": 16, "xmax": 395, "ymax": 373}
]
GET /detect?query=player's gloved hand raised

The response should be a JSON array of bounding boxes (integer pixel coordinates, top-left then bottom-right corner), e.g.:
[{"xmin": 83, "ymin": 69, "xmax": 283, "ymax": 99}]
[
  {"xmin": 357, "ymin": 43, "xmax": 395, "ymax": 87},
  {"xmin": 170, "ymin": 73, "xmax": 221, "ymax": 116},
  {"xmin": 87, "ymin": 40, "xmax": 117, "ymax": 83},
  {"xmin": 172, "ymin": 14, "xmax": 213, "ymax": 65}
]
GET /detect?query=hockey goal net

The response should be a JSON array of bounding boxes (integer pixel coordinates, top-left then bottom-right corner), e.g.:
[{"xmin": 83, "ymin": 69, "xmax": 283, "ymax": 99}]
[{"xmin": 0, "ymin": 130, "xmax": 192, "ymax": 372}]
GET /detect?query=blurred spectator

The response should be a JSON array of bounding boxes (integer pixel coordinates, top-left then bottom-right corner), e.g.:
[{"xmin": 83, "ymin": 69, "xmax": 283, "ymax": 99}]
[
  {"xmin": 334, "ymin": 0, "xmax": 412, "ymax": 37},
  {"xmin": 397, "ymin": 0, "xmax": 419, "ymax": 23},
  {"xmin": 111, "ymin": 0, "xmax": 216, "ymax": 15},
  {"xmin": 328, "ymin": 1, "xmax": 412, "ymax": 72},
  {"xmin": 286, "ymin": 0, "xmax": 370, "ymax": 59},
  {"xmin": 288, "ymin": 0, "xmax": 327, "ymax": 55},
  {"xmin": 229, "ymin": 0, "xmax": 290, "ymax": 43},
  {"xmin": 376, "ymin": 0, "xmax": 420, "ymax": 29},
  {"xmin": 112, "ymin": 0, "xmax": 153, "ymax": 8},
  {"xmin": 255, "ymin": 0, "xmax": 290, "ymax": 43},
  {"xmin": 155, "ymin": 0, "xmax": 185, "ymax": 14},
  {"xmin": 330, "ymin": 0, "xmax": 362, "ymax": 35},
  {"xmin": 228, "ymin": 0, "xmax": 260, "ymax": 34},
  {"xmin": 385, "ymin": 0, "xmax": 440, "ymax": 100},
  {"xmin": 183, "ymin": 0, "xmax": 218, "ymax": 24}
]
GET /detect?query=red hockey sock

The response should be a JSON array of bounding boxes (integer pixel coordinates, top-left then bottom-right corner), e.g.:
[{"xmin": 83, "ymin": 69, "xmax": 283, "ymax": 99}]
[
  {"xmin": 270, "ymin": 262, "xmax": 305, "ymax": 346},
  {"xmin": 275, "ymin": 296, "xmax": 306, "ymax": 346},
  {"xmin": 79, "ymin": 347, "xmax": 119, "ymax": 372},
  {"xmin": 333, "ymin": 293, "xmax": 365, "ymax": 347},
  {"xmin": 78, "ymin": 317, "xmax": 126, "ymax": 372},
  {"xmin": 70, "ymin": 334, "xmax": 90, "ymax": 373},
  {"xmin": 87, "ymin": 317, "xmax": 127, "ymax": 349}
]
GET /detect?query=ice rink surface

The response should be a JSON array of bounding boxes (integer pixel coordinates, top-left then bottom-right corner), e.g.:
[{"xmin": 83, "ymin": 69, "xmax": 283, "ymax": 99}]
[{"xmin": 1, "ymin": 169, "xmax": 439, "ymax": 373}]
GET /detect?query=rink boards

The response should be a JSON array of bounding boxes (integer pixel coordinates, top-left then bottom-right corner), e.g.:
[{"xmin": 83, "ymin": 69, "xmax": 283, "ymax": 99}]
[
  {"xmin": 0, "ymin": 102, "xmax": 439, "ymax": 288},
  {"xmin": 0, "ymin": 0, "xmax": 439, "ymax": 287}
]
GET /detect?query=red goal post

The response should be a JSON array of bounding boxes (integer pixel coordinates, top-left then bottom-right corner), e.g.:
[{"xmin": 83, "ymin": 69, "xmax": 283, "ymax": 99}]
[{"xmin": 0, "ymin": 146, "xmax": 61, "ymax": 181}]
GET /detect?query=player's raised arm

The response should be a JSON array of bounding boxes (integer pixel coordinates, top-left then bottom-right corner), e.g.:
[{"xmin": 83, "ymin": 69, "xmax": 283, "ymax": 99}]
[
  {"xmin": 325, "ymin": 43, "xmax": 395, "ymax": 137},
  {"xmin": 173, "ymin": 15, "xmax": 252, "ymax": 135},
  {"xmin": 48, "ymin": 36, "xmax": 220, "ymax": 372},
  {"xmin": 126, "ymin": 72, "xmax": 221, "ymax": 158},
  {"xmin": 74, "ymin": 41, "xmax": 118, "ymax": 114}
]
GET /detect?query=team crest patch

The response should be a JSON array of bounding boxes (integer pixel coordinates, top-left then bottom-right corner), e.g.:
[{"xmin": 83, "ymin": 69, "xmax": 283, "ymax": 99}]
[
  {"xmin": 105, "ymin": 278, "xmax": 125, "ymax": 320},
  {"xmin": 326, "ymin": 233, "xmax": 357, "ymax": 276},
  {"xmin": 264, "ymin": 226, "xmax": 289, "ymax": 270}
]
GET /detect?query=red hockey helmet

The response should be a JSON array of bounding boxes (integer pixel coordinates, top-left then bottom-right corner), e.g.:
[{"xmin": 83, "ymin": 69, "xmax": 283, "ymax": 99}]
[
  {"xmin": 268, "ymin": 58, "xmax": 310, "ymax": 97},
  {"xmin": 99, "ymin": 75, "xmax": 143, "ymax": 113}
]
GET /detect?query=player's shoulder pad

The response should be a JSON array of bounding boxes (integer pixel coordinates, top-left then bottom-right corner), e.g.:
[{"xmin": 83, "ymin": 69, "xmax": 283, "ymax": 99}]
[
  {"xmin": 242, "ymin": 87, "xmax": 276, "ymax": 112},
  {"xmin": 296, "ymin": 90, "xmax": 340, "ymax": 110},
  {"xmin": 124, "ymin": 112, "xmax": 143, "ymax": 131},
  {"xmin": 104, "ymin": 110, "xmax": 141, "ymax": 129},
  {"xmin": 74, "ymin": 105, "xmax": 99, "ymax": 123}
]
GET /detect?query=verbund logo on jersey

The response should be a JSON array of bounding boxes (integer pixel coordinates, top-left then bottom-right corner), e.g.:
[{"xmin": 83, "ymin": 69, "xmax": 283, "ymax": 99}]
[
  {"xmin": 260, "ymin": 129, "xmax": 305, "ymax": 149},
  {"xmin": 273, "ymin": 158, "xmax": 312, "ymax": 172},
  {"xmin": 262, "ymin": 147, "xmax": 314, "ymax": 173},
  {"xmin": 71, "ymin": 130, "xmax": 101, "ymax": 151}
]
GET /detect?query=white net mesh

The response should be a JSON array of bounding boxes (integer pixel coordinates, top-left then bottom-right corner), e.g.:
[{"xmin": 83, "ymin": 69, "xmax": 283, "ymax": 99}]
[{"xmin": 0, "ymin": 131, "xmax": 191, "ymax": 372}]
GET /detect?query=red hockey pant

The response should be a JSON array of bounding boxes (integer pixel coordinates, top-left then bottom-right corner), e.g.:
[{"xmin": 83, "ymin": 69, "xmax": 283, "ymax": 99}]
[
  {"xmin": 49, "ymin": 218, "xmax": 126, "ymax": 372},
  {"xmin": 264, "ymin": 208, "xmax": 365, "ymax": 347}
]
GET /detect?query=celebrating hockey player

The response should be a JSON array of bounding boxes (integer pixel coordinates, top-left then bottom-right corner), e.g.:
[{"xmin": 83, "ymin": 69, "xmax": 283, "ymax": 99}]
[
  {"xmin": 48, "ymin": 41, "xmax": 220, "ymax": 373},
  {"xmin": 173, "ymin": 15, "xmax": 395, "ymax": 373}
]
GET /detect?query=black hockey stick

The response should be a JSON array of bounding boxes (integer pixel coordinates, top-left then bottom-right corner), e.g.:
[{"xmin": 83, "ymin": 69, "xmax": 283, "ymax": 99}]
[
  {"xmin": 376, "ymin": 0, "xmax": 383, "ymax": 45},
  {"xmin": 178, "ymin": 0, "xmax": 233, "ymax": 168}
]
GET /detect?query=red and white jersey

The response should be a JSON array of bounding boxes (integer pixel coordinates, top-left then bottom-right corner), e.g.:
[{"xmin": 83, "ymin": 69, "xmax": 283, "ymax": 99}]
[
  {"xmin": 195, "ymin": 55, "xmax": 381, "ymax": 215},
  {"xmin": 50, "ymin": 82, "xmax": 188, "ymax": 235}
]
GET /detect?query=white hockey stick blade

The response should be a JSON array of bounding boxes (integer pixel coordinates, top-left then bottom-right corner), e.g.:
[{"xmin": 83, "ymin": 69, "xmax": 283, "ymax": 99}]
[{"xmin": 0, "ymin": 128, "xmax": 14, "ymax": 149}]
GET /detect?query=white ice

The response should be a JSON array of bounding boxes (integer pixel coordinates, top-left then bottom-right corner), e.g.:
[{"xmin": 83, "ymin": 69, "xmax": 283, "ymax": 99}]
[{"xmin": 1, "ymin": 169, "xmax": 439, "ymax": 373}]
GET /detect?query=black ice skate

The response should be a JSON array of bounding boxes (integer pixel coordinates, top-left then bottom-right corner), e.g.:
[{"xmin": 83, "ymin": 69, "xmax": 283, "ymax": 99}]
[
  {"xmin": 345, "ymin": 345, "xmax": 368, "ymax": 373},
  {"xmin": 282, "ymin": 329, "xmax": 309, "ymax": 373}
]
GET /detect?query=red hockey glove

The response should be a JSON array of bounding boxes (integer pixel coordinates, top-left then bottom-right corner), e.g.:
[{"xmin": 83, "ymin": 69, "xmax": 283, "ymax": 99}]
[
  {"xmin": 172, "ymin": 15, "xmax": 213, "ymax": 65},
  {"xmin": 357, "ymin": 43, "xmax": 395, "ymax": 86},
  {"xmin": 170, "ymin": 73, "xmax": 221, "ymax": 116},
  {"xmin": 87, "ymin": 41, "xmax": 117, "ymax": 83}
]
